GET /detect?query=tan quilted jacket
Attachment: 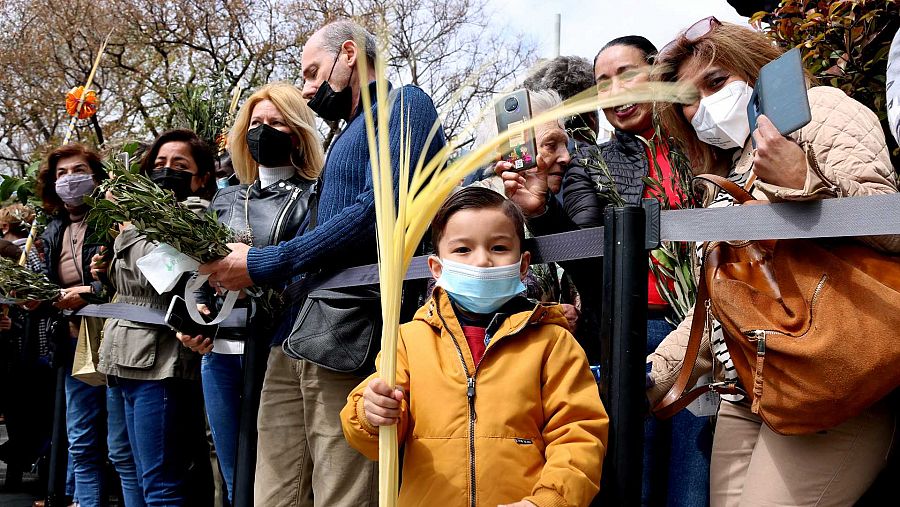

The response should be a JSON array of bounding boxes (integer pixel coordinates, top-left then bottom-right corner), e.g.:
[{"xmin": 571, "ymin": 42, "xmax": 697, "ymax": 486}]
[{"xmin": 646, "ymin": 86, "xmax": 899, "ymax": 407}]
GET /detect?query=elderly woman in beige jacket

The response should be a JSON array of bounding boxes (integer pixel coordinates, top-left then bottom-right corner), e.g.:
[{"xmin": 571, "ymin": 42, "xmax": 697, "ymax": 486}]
[{"xmin": 649, "ymin": 18, "xmax": 898, "ymax": 507}]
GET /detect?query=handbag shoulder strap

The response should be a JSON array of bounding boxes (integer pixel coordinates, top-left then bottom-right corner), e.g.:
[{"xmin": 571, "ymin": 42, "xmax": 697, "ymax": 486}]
[
  {"xmin": 652, "ymin": 275, "xmax": 744, "ymax": 418},
  {"xmin": 694, "ymin": 174, "xmax": 755, "ymax": 204}
]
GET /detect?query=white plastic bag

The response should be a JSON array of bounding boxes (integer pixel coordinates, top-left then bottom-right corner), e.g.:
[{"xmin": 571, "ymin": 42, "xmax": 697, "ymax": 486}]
[{"xmin": 136, "ymin": 243, "xmax": 200, "ymax": 294}]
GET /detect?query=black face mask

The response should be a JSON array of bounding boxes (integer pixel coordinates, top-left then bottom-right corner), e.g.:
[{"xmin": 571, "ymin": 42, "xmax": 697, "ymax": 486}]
[
  {"xmin": 307, "ymin": 51, "xmax": 355, "ymax": 122},
  {"xmin": 246, "ymin": 124, "xmax": 295, "ymax": 167},
  {"xmin": 151, "ymin": 168, "xmax": 195, "ymax": 202}
]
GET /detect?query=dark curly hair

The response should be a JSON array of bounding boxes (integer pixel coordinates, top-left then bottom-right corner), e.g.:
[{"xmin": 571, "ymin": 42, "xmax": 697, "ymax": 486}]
[
  {"xmin": 524, "ymin": 55, "xmax": 600, "ymax": 144},
  {"xmin": 37, "ymin": 143, "xmax": 107, "ymax": 215}
]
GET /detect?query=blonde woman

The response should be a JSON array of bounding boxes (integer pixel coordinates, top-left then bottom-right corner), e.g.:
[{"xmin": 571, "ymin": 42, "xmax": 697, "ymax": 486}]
[{"xmin": 178, "ymin": 82, "xmax": 324, "ymax": 504}]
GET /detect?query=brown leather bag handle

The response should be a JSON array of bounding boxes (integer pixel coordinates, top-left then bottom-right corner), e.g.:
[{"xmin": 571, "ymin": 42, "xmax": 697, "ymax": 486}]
[
  {"xmin": 693, "ymin": 174, "xmax": 755, "ymax": 204},
  {"xmin": 653, "ymin": 174, "xmax": 753, "ymax": 418},
  {"xmin": 652, "ymin": 274, "xmax": 745, "ymax": 419}
]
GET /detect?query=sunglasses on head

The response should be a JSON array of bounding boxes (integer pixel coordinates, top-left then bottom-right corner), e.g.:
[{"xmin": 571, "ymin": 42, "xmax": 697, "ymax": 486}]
[{"xmin": 657, "ymin": 16, "xmax": 722, "ymax": 61}]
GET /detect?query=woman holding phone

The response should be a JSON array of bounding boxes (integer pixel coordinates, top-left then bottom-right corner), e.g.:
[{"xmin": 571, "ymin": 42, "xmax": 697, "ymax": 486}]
[
  {"xmin": 648, "ymin": 18, "xmax": 898, "ymax": 505},
  {"xmin": 177, "ymin": 82, "xmax": 323, "ymax": 505},
  {"xmin": 96, "ymin": 129, "xmax": 217, "ymax": 506}
]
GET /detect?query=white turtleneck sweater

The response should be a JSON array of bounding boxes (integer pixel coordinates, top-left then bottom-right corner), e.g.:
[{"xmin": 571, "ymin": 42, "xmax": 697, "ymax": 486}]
[{"xmin": 257, "ymin": 165, "xmax": 295, "ymax": 189}]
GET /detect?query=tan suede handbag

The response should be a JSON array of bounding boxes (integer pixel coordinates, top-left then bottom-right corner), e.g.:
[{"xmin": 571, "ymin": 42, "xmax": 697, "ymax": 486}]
[{"xmin": 653, "ymin": 175, "xmax": 900, "ymax": 435}]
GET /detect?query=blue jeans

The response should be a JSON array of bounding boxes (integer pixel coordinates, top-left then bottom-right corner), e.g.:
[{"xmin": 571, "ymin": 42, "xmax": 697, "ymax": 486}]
[
  {"xmin": 117, "ymin": 377, "xmax": 195, "ymax": 507},
  {"xmin": 65, "ymin": 372, "xmax": 107, "ymax": 507},
  {"xmin": 643, "ymin": 317, "xmax": 711, "ymax": 507},
  {"xmin": 107, "ymin": 385, "xmax": 146, "ymax": 507},
  {"xmin": 201, "ymin": 352, "xmax": 243, "ymax": 505}
]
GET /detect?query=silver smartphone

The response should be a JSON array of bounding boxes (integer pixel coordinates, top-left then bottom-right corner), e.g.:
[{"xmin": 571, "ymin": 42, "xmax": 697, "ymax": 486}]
[{"xmin": 494, "ymin": 89, "xmax": 538, "ymax": 172}]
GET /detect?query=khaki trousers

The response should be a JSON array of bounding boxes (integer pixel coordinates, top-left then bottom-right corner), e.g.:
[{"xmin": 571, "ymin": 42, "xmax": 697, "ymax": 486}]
[
  {"xmin": 710, "ymin": 399, "xmax": 896, "ymax": 506},
  {"xmin": 254, "ymin": 347, "xmax": 377, "ymax": 507}
]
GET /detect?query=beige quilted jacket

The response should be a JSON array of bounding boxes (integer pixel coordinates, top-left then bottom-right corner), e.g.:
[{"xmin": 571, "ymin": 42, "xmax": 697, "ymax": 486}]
[{"xmin": 646, "ymin": 86, "xmax": 899, "ymax": 407}]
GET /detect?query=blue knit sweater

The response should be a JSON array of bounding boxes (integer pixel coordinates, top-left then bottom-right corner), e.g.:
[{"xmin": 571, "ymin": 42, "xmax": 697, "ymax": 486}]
[{"xmin": 247, "ymin": 82, "xmax": 446, "ymax": 285}]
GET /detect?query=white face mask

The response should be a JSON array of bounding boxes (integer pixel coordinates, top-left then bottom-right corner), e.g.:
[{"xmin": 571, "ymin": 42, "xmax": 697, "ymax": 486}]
[{"xmin": 690, "ymin": 80, "xmax": 754, "ymax": 150}]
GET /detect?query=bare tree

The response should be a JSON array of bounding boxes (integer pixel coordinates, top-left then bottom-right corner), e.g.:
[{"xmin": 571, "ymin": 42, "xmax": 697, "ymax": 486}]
[{"xmin": 0, "ymin": 0, "xmax": 536, "ymax": 176}]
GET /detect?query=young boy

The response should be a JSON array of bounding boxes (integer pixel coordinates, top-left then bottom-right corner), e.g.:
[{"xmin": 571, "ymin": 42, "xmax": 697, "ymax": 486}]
[{"xmin": 340, "ymin": 186, "xmax": 609, "ymax": 507}]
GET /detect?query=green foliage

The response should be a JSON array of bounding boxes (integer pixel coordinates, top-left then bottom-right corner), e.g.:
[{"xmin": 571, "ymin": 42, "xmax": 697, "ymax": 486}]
[
  {"xmin": 0, "ymin": 175, "xmax": 29, "ymax": 203},
  {"xmin": 0, "ymin": 256, "xmax": 59, "ymax": 303},
  {"xmin": 102, "ymin": 141, "xmax": 144, "ymax": 177},
  {"xmin": 85, "ymin": 171, "xmax": 234, "ymax": 263},
  {"xmin": 752, "ymin": 1, "xmax": 900, "ymax": 121},
  {"xmin": 1, "ymin": 162, "xmax": 48, "ymax": 235},
  {"xmin": 640, "ymin": 128, "xmax": 700, "ymax": 325},
  {"xmin": 169, "ymin": 80, "xmax": 235, "ymax": 154}
]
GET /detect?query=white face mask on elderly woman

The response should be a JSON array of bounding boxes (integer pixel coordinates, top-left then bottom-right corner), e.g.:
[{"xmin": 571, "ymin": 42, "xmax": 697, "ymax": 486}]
[{"xmin": 690, "ymin": 80, "xmax": 754, "ymax": 150}]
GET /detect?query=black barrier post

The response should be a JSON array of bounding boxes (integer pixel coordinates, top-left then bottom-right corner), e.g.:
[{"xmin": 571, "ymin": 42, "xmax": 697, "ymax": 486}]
[
  {"xmin": 231, "ymin": 335, "xmax": 269, "ymax": 507},
  {"xmin": 600, "ymin": 205, "xmax": 650, "ymax": 505},
  {"xmin": 45, "ymin": 365, "xmax": 68, "ymax": 506}
]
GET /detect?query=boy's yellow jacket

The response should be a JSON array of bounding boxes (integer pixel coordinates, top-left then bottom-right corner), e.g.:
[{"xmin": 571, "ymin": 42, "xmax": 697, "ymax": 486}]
[{"xmin": 341, "ymin": 288, "xmax": 609, "ymax": 507}]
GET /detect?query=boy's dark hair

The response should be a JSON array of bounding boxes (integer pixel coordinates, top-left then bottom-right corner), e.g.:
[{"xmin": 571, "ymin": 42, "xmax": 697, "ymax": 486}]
[{"xmin": 431, "ymin": 186, "xmax": 526, "ymax": 254}]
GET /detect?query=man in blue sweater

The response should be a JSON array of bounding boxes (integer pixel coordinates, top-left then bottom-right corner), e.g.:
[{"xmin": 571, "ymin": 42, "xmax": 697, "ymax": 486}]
[{"xmin": 201, "ymin": 19, "xmax": 446, "ymax": 507}]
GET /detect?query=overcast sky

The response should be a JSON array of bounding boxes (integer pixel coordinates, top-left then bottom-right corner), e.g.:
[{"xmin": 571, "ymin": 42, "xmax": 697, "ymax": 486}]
[{"xmin": 488, "ymin": 0, "xmax": 750, "ymax": 60}]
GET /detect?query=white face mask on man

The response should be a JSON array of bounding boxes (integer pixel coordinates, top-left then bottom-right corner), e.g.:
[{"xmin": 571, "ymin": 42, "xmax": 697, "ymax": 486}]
[{"xmin": 690, "ymin": 80, "xmax": 754, "ymax": 150}]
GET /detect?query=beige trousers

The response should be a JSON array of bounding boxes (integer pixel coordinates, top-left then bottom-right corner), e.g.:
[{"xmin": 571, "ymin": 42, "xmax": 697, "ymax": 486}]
[
  {"xmin": 710, "ymin": 399, "xmax": 896, "ymax": 506},
  {"xmin": 254, "ymin": 347, "xmax": 377, "ymax": 507}
]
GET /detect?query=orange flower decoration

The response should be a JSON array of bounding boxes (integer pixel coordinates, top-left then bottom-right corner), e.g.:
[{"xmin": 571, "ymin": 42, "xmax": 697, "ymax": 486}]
[{"xmin": 65, "ymin": 86, "xmax": 99, "ymax": 119}]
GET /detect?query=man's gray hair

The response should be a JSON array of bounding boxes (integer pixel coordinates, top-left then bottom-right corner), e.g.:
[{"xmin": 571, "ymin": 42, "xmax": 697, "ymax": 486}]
[{"xmin": 319, "ymin": 19, "xmax": 378, "ymax": 64}]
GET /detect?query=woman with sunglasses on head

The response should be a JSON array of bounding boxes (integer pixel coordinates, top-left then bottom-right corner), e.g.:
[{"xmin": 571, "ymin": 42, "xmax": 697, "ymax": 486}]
[
  {"xmin": 649, "ymin": 18, "xmax": 898, "ymax": 506},
  {"xmin": 499, "ymin": 36, "xmax": 711, "ymax": 507},
  {"xmin": 177, "ymin": 82, "xmax": 323, "ymax": 505},
  {"xmin": 95, "ymin": 129, "xmax": 217, "ymax": 506}
]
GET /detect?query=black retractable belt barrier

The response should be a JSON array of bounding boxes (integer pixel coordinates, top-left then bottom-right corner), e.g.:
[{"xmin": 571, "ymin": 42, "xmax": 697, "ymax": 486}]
[
  {"xmin": 597, "ymin": 204, "xmax": 653, "ymax": 506},
  {"xmin": 232, "ymin": 332, "xmax": 269, "ymax": 507}
]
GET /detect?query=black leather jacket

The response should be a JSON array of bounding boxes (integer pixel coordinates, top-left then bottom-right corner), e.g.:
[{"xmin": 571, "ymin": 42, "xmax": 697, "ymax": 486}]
[
  {"xmin": 205, "ymin": 176, "xmax": 315, "ymax": 336},
  {"xmin": 210, "ymin": 176, "xmax": 315, "ymax": 249}
]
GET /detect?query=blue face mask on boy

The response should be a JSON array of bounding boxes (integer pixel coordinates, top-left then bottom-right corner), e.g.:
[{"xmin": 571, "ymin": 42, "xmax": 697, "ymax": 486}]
[{"xmin": 435, "ymin": 257, "xmax": 526, "ymax": 314}]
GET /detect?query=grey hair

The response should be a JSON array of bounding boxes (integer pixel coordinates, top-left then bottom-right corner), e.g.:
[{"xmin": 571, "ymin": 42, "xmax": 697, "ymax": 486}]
[
  {"xmin": 476, "ymin": 89, "xmax": 564, "ymax": 146},
  {"xmin": 318, "ymin": 19, "xmax": 378, "ymax": 64},
  {"xmin": 523, "ymin": 56, "xmax": 595, "ymax": 100}
]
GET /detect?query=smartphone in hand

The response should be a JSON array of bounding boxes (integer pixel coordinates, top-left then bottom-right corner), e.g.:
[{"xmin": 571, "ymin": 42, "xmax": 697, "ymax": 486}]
[
  {"xmin": 165, "ymin": 295, "xmax": 218, "ymax": 338},
  {"xmin": 495, "ymin": 89, "xmax": 538, "ymax": 172},
  {"xmin": 748, "ymin": 48, "xmax": 811, "ymax": 141}
]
